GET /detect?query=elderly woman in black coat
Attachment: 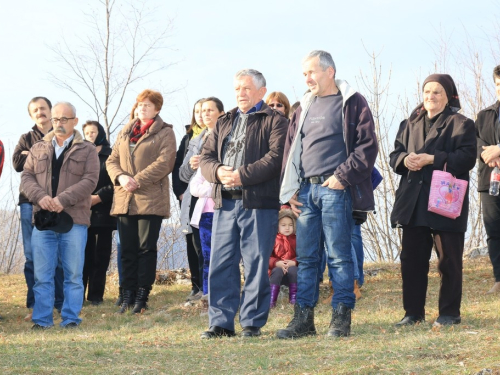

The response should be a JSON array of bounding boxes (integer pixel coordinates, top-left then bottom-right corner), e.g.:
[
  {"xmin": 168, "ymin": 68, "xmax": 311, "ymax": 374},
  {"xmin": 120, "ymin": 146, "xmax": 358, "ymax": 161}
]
[
  {"xmin": 82, "ymin": 121, "xmax": 117, "ymax": 305},
  {"xmin": 390, "ymin": 74, "xmax": 476, "ymax": 327}
]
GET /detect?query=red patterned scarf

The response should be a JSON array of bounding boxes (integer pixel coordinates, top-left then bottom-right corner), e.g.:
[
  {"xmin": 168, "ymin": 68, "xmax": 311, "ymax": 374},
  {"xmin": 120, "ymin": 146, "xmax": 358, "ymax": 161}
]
[{"xmin": 130, "ymin": 119, "xmax": 154, "ymax": 144}]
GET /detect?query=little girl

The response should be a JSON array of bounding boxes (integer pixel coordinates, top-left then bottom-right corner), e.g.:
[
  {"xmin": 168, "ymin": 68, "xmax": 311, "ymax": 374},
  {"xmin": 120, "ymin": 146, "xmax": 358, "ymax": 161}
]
[{"xmin": 269, "ymin": 207, "xmax": 298, "ymax": 308}]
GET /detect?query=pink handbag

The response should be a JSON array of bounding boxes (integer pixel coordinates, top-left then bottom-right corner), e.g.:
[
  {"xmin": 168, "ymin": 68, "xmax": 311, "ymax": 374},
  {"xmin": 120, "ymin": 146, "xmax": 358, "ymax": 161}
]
[{"xmin": 427, "ymin": 164, "xmax": 468, "ymax": 219}]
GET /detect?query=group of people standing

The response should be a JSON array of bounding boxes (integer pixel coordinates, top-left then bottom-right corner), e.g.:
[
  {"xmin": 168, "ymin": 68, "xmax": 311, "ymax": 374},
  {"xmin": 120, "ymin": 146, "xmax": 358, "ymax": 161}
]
[
  {"xmin": 6, "ymin": 49, "xmax": 500, "ymax": 337},
  {"xmin": 12, "ymin": 90, "xmax": 176, "ymax": 329}
]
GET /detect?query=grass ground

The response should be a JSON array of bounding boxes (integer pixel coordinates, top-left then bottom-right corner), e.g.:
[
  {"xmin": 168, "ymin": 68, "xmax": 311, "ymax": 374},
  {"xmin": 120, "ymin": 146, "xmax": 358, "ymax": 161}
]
[{"xmin": 0, "ymin": 257, "xmax": 499, "ymax": 374}]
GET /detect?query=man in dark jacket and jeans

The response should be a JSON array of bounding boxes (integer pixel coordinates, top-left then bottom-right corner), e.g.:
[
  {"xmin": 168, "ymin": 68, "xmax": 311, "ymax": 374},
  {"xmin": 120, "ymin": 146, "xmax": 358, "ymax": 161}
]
[
  {"xmin": 476, "ymin": 64, "xmax": 500, "ymax": 294},
  {"xmin": 12, "ymin": 97, "xmax": 64, "ymax": 321},
  {"xmin": 199, "ymin": 69, "xmax": 288, "ymax": 338},
  {"xmin": 278, "ymin": 50, "xmax": 378, "ymax": 339}
]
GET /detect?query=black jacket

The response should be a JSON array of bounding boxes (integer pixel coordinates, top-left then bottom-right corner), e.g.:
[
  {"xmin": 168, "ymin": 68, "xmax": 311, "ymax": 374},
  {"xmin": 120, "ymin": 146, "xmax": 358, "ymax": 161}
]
[
  {"xmin": 90, "ymin": 145, "xmax": 117, "ymax": 228},
  {"xmin": 200, "ymin": 103, "xmax": 288, "ymax": 210},
  {"xmin": 476, "ymin": 101, "xmax": 500, "ymax": 192},
  {"xmin": 390, "ymin": 106, "xmax": 476, "ymax": 232},
  {"xmin": 12, "ymin": 125, "xmax": 51, "ymax": 205},
  {"xmin": 171, "ymin": 126, "xmax": 191, "ymax": 200}
]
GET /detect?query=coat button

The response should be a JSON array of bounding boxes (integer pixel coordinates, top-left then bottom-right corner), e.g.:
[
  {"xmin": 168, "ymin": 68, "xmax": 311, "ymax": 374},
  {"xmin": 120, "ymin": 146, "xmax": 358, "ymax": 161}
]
[
  {"xmin": 408, "ymin": 179, "xmax": 412, "ymax": 183},
  {"xmin": 419, "ymin": 180, "xmax": 423, "ymax": 184}
]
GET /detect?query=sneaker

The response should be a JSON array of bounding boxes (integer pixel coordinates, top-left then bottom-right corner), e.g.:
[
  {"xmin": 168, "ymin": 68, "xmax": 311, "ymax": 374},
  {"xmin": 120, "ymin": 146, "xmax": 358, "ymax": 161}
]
[
  {"xmin": 188, "ymin": 291, "xmax": 203, "ymax": 301},
  {"xmin": 433, "ymin": 315, "xmax": 461, "ymax": 327},
  {"xmin": 185, "ymin": 288, "xmax": 201, "ymax": 301},
  {"xmin": 31, "ymin": 323, "xmax": 52, "ymax": 331}
]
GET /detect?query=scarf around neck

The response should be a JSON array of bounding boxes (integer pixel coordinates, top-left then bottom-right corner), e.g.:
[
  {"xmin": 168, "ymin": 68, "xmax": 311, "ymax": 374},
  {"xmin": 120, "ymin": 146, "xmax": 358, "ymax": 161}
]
[{"xmin": 130, "ymin": 118, "xmax": 154, "ymax": 144}]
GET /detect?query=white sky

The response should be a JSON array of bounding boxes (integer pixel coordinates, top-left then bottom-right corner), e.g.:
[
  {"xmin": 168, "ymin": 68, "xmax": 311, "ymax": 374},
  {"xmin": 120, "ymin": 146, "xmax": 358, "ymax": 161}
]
[{"xmin": 0, "ymin": 0, "xmax": 498, "ymax": 198}]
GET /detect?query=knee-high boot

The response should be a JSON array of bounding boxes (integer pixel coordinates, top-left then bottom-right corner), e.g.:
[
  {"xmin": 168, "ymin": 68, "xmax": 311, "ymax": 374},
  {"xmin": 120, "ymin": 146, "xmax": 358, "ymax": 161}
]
[{"xmin": 270, "ymin": 284, "xmax": 280, "ymax": 308}]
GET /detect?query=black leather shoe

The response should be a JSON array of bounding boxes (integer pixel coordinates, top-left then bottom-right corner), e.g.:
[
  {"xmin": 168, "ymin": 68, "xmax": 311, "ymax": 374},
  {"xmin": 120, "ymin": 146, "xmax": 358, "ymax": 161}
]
[
  {"xmin": 200, "ymin": 326, "xmax": 235, "ymax": 339},
  {"xmin": 63, "ymin": 322, "xmax": 79, "ymax": 329},
  {"xmin": 91, "ymin": 300, "xmax": 103, "ymax": 306},
  {"xmin": 241, "ymin": 326, "xmax": 261, "ymax": 337},
  {"xmin": 433, "ymin": 315, "xmax": 461, "ymax": 327},
  {"xmin": 395, "ymin": 315, "xmax": 425, "ymax": 327},
  {"xmin": 31, "ymin": 323, "xmax": 52, "ymax": 331}
]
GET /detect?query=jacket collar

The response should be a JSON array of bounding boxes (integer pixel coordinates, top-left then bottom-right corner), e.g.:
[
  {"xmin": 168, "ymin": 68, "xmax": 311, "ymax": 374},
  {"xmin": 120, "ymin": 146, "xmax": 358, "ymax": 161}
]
[
  {"xmin": 300, "ymin": 79, "xmax": 357, "ymax": 109},
  {"xmin": 483, "ymin": 100, "xmax": 500, "ymax": 114},
  {"xmin": 225, "ymin": 103, "xmax": 274, "ymax": 121},
  {"xmin": 43, "ymin": 129, "xmax": 84, "ymax": 144}
]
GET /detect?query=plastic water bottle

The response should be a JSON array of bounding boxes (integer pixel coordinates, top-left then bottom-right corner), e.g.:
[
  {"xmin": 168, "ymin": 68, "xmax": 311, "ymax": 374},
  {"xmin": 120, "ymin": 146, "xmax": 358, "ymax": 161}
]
[{"xmin": 490, "ymin": 166, "xmax": 500, "ymax": 196}]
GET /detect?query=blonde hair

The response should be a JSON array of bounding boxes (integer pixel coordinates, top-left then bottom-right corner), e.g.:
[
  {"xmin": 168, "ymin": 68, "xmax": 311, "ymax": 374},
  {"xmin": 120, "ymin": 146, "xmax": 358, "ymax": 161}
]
[{"xmin": 278, "ymin": 208, "xmax": 296, "ymax": 234}]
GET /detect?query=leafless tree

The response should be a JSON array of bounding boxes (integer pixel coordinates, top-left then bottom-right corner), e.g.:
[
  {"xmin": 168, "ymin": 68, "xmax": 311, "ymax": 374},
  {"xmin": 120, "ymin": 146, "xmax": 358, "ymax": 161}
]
[{"xmin": 48, "ymin": 0, "xmax": 176, "ymax": 139}]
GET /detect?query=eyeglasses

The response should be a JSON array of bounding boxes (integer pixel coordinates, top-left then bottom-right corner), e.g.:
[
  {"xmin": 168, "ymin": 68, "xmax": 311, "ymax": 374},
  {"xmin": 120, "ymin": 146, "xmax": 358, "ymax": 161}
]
[
  {"xmin": 50, "ymin": 117, "xmax": 75, "ymax": 124},
  {"xmin": 269, "ymin": 103, "xmax": 284, "ymax": 108}
]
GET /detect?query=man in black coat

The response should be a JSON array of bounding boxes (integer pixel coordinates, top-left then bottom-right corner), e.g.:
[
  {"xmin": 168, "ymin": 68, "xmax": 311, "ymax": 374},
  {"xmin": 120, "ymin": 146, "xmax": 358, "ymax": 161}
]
[{"xmin": 476, "ymin": 65, "xmax": 500, "ymax": 294}]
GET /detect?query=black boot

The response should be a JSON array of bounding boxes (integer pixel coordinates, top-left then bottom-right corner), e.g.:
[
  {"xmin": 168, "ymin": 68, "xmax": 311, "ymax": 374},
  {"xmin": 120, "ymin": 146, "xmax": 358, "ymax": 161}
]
[
  {"xmin": 132, "ymin": 287, "xmax": 150, "ymax": 314},
  {"xmin": 276, "ymin": 304, "xmax": 316, "ymax": 339},
  {"xmin": 117, "ymin": 289, "xmax": 135, "ymax": 314},
  {"xmin": 115, "ymin": 287, "xmax": 123, "ymax": 307},
  {"xmin": 327, "ymin": 302, "xmax": 352, "ymax": 337}
]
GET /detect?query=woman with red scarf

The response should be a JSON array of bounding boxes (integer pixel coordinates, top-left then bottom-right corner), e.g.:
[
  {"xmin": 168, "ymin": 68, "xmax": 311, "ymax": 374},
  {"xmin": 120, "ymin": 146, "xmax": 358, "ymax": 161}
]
[
  {"xmin": 106, "ymin": 89, "xmax": 176, "ymax": 314},
  {"xmin": 269, "ymin": 207, "xmax": 298, "ymax": 308}
]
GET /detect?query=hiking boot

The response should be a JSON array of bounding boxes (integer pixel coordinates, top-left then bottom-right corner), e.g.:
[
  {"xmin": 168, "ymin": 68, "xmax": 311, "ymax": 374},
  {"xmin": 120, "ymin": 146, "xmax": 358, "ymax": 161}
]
[
  {"xmin": 276, "ymin": 304, "xmax": 316, "ymax": 339},
  {"xmin": 327, "ymin": 302, "xmax": 352, "ymax": 337},
  {"xmin": 132, "ymin": 287, "xmax": 150, "ymax": 314},
  {"xmin": 117, "ymin": 289, "xmax": 135, "ymax": 314},
  {"xmin": 114, "ymin": 287, "xmax": 123, "ymax": 306}
]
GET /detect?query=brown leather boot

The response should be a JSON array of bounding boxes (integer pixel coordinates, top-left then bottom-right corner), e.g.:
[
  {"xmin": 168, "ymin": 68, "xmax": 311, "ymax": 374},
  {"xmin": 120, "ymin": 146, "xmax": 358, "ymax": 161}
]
[{"xmin": 354, "ymin": 280, "xmax": 362, "ymax": 300}]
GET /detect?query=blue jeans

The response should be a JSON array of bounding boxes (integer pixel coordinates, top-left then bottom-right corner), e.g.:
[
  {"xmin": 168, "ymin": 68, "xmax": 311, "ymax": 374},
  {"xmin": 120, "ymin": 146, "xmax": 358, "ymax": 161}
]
[
  {"xmin": 208, "ymin": 199, "xmax": 278, "ymax": 331},
  {"xmin": 199, "ymin": 212, "xmax": 214, "ymax": 295},
  {"xmin": 352, "ymin": 224, "xmax": 364, "ymax": 286},
  {"xmin": 296, "ymin": 182, "xmax": 355, "ymax": 309},
  {"xmin": 32, "ymin": 225, "xmax": 87, "ymax": 327},
  {"xmin": 20, "ymin": 203, "xmax": 64, "ymax": 310}
]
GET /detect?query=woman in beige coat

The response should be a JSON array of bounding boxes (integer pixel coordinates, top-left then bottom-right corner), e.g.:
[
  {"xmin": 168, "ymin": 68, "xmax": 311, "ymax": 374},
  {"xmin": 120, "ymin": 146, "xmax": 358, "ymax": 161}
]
[{"xmin": 106, "ymin": 89, "xmax": 176, "ymax": 314}]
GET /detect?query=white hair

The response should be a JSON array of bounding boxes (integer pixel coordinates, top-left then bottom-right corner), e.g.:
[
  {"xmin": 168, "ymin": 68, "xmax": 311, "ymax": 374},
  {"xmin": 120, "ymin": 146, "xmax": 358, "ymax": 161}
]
[
  {"xmin": 53, "ymin": 102, "xmax": 77, "ymax": 117},
  {"xmin": 235, "ymin": 69, "xmax": 266, "ymax": 89}
]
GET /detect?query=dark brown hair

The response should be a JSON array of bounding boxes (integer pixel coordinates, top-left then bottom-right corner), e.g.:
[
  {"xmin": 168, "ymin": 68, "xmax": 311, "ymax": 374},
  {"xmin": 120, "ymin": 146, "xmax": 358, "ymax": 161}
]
[{"xmin": 266, "ymin": 92, "xmax": 291, "ymax": 118}]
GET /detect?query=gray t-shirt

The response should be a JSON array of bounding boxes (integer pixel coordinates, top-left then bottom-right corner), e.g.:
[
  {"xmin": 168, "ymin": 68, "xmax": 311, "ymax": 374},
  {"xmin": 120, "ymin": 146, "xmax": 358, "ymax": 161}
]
[{"xmin": 300, "ymin": 94, "xmax": 347, "ymax": 178}]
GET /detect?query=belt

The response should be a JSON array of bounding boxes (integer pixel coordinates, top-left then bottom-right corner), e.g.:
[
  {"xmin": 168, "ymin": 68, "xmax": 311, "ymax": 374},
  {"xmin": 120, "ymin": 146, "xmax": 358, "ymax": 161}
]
[
  {"xmin": 301, "ymin": 174, "xmax": 333, "ymax": 184},
  {"xmin": 221, "ymin": 190, "xmax": 242, "ymax": 200}
]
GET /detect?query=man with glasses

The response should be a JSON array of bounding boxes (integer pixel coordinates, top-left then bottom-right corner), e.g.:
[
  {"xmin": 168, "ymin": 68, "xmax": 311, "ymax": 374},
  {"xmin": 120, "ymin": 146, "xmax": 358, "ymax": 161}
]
[
  {"xmin": 13, "ymin": 97, "xmax": 64, "ymax": 322},
  {"xmin": 21, "ymin": 102, "xmax": 99, "ymax": 329}
]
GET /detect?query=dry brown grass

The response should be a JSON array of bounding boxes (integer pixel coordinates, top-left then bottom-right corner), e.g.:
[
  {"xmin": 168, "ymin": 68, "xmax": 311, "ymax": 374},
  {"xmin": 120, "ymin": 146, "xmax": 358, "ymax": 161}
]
[{"xmin": 1, "ymin": 258, "xmax": 500, "ymax": 374}]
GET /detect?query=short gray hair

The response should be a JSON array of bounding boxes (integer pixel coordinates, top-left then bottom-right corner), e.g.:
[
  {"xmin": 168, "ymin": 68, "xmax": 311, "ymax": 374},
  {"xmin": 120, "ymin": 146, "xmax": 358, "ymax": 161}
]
[
  {"xmin": 53, "ymin": 102, "xmax": 77, "ymax": 117},
  {"xmin": 304, "ymin": 50, "xmax": 336, "ymax": 72},
  {"xmin": 235, "ymin": 69, "xmax": 266, "ymax": 89}
]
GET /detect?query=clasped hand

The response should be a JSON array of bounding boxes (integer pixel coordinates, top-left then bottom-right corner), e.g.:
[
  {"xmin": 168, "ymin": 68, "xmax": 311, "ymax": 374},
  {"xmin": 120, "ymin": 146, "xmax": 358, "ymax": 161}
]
[
  {"xmin": 118, "ymin": 175, "xmax": 139, "ymax": 192},
  {"xmin": 39, "ymin": 196, "xmax": 64, "ymax": 213},
  {"xmin": 481, "ymin": 145, "xmax": 500, "ymax": 167},
  {"xmin": 276, "ymin": 260, "xmax": 297, "ymax": 274},
  {"xmin": 404, "ymin": 152, "xmax": 434, "ymax": 171},
  {"xmin": 217, "ymin": 165, "xmax": 241, "ymax": 188}
]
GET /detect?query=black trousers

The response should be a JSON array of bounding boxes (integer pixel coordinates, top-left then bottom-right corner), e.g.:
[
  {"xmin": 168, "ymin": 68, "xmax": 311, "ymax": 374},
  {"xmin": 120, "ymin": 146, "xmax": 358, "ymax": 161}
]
[
  {"xmin": 83, "ymin": 226, "xmax": 113, "ymax": 301},
  {"xmin": 117, "ymin": 215, "xmax": 162, "ymax": 290},
  {"xmin": 481, "ymin": 192, "xmax": 500, "ymax": 281},
  {"xmin": 401, "ymin": 226, "xmax": 464, "ymax": 318},
  {"xmin": 269, "ymin": 266, "xmax": 298, "ymax": 286},
  {"xmin": 185, "ymin": 231, "xmax": 202, "ymax": 291}
]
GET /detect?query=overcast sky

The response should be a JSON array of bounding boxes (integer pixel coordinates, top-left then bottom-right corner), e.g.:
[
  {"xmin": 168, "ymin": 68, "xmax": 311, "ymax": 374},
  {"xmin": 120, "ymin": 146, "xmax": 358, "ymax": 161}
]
[{"xmin": 0, "ymin": 0, "xmax": 498, "ymax": 198}]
